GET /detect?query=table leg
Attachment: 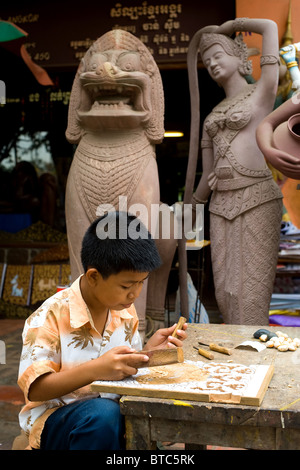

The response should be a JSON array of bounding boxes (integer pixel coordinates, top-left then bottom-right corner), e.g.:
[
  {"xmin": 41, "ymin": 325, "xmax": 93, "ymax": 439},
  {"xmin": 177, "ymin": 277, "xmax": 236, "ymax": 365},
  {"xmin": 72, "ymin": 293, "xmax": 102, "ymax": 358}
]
[
  {"xmin": 125, "ymin": 415, "xmax": 156, "ymax": 450},
  {"xmin": 185, "ymin": 443, "xmax": 207, "ymax": 450}
]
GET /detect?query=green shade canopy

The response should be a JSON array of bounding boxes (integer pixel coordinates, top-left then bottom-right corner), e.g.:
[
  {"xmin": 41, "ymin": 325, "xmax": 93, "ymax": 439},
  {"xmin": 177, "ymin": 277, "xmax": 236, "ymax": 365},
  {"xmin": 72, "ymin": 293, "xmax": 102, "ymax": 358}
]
[
  {"xmin": 0, "ymin": 21, "xmax": 27, "ymax": 43},
  {"xmin": 0, "ymin": 20, "xmax": 53, "ymax": 86}
]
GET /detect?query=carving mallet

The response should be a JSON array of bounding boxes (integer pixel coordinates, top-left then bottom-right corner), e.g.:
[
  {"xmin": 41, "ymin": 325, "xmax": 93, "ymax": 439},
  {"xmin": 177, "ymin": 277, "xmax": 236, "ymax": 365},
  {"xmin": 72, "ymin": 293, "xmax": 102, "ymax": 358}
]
[{"xmin": 137, "ymin": 347, "xmax": 184, "ymax": 368}]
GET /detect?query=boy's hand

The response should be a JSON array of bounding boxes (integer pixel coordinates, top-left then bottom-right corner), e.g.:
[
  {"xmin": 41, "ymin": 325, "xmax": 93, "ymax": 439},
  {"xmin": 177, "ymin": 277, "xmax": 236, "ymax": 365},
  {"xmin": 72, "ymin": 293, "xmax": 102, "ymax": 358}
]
[
  {"xmin": 144, "ymin": 322, "xmax": 188, "ymax": 351},
  {"xmin": 94, "ymin": 346, "xmax": 149, "ymax": 381}
]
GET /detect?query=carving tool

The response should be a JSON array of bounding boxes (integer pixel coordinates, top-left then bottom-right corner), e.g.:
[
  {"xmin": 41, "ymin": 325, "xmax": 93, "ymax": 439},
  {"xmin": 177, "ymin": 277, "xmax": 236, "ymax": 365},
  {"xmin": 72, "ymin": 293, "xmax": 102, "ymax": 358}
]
[
  {"xmin": 137, "ymin": 347, "xmax": 184, "ymax": 368},
  {"xmin": 172, "ymin": 316, "xmax": 187, "ymax": 339},
  {"xmin": 198, "ymin": 341, "xmax": 232, "ymax": 356},
  {"xmin": 193, "ymin": 345, "xmax": 214, "ymax": 360},
  {"xmin": 167, "ymin": 316, "xmax": 186, "ymax": 348}
]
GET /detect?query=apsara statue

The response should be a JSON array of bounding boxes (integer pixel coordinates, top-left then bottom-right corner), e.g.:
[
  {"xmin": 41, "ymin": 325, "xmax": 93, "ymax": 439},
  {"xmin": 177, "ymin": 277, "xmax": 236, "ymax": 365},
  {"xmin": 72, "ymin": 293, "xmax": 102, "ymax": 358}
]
[{"xmin": 187, "ymin": 18, "xmax": 283, "ymax": 324}]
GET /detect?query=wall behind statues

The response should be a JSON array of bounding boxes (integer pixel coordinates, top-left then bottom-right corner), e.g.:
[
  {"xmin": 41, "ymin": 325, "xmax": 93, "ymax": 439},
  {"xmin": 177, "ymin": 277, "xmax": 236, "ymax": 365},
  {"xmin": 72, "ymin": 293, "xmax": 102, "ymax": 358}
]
[
  {"xmin": 237, "ymin": 0, "xmax": 300, "ymax": 229},
  {"xmin": 236, "ymin": 0, "xmax": 300, "ymax": 80}
]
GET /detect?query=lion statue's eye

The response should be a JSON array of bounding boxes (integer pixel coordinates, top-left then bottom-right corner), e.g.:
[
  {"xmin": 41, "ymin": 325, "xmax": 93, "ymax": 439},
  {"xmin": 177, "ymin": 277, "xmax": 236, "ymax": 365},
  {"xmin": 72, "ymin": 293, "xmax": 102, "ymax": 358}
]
[
  {"xmin": 88, "ymin": 53, "xmax": 107, "ymax": 72},
  {"xmin": 117, "ymin": 52, "xmax": 140, "ymax": 72}
]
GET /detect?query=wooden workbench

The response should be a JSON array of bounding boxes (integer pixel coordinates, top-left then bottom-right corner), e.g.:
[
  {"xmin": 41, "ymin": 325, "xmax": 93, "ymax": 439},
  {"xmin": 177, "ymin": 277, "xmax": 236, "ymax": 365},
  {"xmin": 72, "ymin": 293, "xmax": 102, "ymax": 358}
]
[{"xmin": 119, "ymin": 324, "xmax": 300, "ymax": 450}]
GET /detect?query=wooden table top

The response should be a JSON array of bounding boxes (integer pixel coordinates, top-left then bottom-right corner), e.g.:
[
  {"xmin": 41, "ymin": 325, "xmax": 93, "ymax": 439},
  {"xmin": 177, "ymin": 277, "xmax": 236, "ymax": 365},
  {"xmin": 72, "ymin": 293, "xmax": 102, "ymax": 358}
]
[
  {"xmin": 183, "ymin": 323, "xmax": 300, "ymax": 412},
  {"xmin": 120, "ymin": 324, "xmax": 300, "ymax": 435}
]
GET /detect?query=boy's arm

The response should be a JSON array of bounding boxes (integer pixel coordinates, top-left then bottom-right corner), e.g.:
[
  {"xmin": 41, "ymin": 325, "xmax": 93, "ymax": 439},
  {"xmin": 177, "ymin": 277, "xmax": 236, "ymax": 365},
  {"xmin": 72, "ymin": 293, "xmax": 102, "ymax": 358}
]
[{"xmin": 28, "ymin": 346, "xmax": 149, "ymax": 402}]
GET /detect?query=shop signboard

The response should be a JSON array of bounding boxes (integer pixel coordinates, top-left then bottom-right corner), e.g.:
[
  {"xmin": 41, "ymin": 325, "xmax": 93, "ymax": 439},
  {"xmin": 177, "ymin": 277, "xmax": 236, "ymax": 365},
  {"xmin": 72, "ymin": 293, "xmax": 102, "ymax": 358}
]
[{"xmin": 0, "ymin": 0, "xmax": 234, "ymax": 68}]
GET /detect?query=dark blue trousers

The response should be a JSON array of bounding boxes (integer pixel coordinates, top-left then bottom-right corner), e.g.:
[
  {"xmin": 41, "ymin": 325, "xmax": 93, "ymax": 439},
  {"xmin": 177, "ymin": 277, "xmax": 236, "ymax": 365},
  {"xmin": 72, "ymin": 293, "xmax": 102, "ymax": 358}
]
[{"xmin": 40, "ymin": 397, "xmax": 125, "ymax": 450}]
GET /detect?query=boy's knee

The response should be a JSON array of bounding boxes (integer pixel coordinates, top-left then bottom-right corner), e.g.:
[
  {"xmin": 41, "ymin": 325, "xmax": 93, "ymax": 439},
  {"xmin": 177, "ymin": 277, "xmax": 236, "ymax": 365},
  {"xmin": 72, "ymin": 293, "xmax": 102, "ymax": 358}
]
[
  {"xmin": 71, "ymin": 398, "xmax": 124, "ymax": 450},
  {"xmin": 89, "ymin": 397, "xmax": 119, "ymax": 418},
  {"xmin": 95, "ymin": 398, "xmax": 123, "ymax": 434},
  {"xmin": 42, "ymin": 397, "xmax": 124, "ymax": 450}
]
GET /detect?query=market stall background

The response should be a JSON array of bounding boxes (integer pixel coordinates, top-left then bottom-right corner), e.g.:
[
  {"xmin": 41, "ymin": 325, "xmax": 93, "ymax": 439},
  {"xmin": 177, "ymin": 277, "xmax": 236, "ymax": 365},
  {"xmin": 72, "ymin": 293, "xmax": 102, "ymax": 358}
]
[{"xmin": 0, "ymin": 0, "xmax": 299, "ymax": 321}]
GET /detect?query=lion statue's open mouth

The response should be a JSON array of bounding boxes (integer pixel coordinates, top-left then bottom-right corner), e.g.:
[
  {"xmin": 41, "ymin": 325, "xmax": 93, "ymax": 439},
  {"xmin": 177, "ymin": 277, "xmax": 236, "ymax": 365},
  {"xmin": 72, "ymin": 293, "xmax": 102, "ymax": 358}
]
[{"xmin": 80, "ymin": 78, "xmax": 149, "ymax": 116}]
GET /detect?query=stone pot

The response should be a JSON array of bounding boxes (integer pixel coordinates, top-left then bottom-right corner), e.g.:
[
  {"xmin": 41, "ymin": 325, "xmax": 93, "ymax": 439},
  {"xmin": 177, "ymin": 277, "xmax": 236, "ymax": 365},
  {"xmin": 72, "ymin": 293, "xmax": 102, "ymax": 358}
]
[{"xmin": 273, "ymin": 113, "xmax": 300, "ymax": 158}]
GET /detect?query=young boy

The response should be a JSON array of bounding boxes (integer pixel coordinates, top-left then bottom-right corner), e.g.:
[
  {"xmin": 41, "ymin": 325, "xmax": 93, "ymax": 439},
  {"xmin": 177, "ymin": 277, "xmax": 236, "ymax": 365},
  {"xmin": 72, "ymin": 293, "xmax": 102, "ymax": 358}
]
[{"xmin": 18, "ymin": 212, "xmax": 187, "ymax": 450}]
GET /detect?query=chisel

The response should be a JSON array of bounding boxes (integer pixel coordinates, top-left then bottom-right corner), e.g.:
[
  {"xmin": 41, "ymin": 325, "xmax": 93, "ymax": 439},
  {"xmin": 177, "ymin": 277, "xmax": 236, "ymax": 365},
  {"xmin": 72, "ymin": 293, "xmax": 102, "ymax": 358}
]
[
  {"xmin": 166, "ymin": 316, "xmax": 187, "ymax": 349},
  {"xmin": 193, "ymin": 345, "xmax": 214, "ymax": 360},
  {"xmin": 198, "ymin": 341, "xmax": 232, "ymax": 356},
  {"xmin": 172, "ymin": 316, "xmax": 187, "ymax": 339}
]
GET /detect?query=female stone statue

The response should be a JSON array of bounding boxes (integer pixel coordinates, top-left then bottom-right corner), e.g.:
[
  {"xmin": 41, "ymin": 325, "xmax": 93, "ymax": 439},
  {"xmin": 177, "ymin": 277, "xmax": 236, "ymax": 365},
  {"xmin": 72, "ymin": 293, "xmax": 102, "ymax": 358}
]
[{"xmin": 188, "ymin": 19, "xmax": 283, "ymax": 324}]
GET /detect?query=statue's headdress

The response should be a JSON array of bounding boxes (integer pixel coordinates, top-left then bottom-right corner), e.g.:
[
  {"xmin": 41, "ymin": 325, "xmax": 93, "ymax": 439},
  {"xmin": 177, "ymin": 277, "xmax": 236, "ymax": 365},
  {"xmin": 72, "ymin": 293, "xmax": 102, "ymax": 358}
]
[{"xmin": 199, "ymin": 32, "xmax": 252, "ymax": 76}]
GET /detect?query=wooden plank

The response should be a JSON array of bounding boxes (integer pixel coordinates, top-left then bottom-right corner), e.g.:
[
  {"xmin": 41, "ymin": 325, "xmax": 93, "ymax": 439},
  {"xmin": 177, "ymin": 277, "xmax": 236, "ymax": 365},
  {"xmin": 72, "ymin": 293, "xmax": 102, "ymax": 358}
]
[
  {"xmin": 240, "ymin": 364, "xmax": 274, "ymax": 406},
  {"xmin": 149, "ymin": 418, "xmax": 277, "ymax": 450},
  {"xmin": 92, "ymin": 362, "xmax": 274, "ymax": 406},
  {"xmin": 276, "ymin": 428, "xmax": 300, "ymax": 450},
  {"xmin": 120, "ymin": 394, "xmax": 300, "ymax": 430}
]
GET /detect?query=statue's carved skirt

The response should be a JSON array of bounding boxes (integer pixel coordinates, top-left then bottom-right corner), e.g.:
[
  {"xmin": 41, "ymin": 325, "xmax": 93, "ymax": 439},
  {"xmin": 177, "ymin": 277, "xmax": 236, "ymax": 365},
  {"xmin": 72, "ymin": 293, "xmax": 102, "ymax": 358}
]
[{"xmin": 210, "ymin": 197, "xmax": 282, "ymax": 325}]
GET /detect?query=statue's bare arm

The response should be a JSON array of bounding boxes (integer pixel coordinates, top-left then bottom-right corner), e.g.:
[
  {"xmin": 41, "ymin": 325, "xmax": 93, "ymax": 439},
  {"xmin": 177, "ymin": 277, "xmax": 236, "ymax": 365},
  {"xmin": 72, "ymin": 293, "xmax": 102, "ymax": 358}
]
[{"xmin": 217, "ymin": 19, "xmax": 279, "ymax": 109}]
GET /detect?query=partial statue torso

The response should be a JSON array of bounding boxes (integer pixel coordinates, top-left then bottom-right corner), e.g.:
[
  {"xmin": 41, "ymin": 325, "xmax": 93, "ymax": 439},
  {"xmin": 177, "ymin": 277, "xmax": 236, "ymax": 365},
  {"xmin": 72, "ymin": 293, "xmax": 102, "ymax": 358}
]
[{"xmin": 204, "ymin": 84, "xmax": 282, "ymax": 220}]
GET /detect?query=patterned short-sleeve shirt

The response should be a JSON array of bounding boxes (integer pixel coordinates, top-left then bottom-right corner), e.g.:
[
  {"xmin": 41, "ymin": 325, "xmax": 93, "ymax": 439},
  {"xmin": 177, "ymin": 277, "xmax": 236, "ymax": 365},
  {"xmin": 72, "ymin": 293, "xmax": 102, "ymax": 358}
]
[{"xmin": 18, "ymin": 275, "xmax": 142, "ymax": 449}]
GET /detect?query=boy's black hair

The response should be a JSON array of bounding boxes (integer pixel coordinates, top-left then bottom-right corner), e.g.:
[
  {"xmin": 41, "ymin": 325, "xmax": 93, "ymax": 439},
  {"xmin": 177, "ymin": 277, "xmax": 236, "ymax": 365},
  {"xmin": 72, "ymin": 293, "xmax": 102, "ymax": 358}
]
[{"xmin": 81, "ymin": 212, "xmax": 161, "ymax": 278}]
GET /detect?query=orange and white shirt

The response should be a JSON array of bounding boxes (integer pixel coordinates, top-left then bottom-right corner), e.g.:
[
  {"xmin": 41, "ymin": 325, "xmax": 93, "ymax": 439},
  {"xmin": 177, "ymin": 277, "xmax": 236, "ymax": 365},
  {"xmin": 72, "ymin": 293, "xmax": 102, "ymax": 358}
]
[{"xmin": 18, "ymin": 275, "xmax": 142, "ymax": 449}]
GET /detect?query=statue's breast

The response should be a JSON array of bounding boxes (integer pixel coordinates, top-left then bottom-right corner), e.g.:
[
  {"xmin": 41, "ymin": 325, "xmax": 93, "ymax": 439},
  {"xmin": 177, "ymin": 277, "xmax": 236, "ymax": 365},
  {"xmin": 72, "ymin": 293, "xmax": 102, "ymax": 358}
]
[
  {"xmin": 226, "ymin": 103, "xmax": 252, "ymax": 130},
  {"xmin": 204, "ymin": 85, "xmax": 257, "ymax": 140},
  {"xmin": 205, "ymin": 102, "xmax": 252, "ymax": 139}
]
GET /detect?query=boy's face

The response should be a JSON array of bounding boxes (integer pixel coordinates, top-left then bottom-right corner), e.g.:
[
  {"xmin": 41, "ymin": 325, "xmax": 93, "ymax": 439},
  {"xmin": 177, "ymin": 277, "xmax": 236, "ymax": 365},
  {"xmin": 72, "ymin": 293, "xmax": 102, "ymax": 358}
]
[{"xmin": 88, "ymin": 269, "xmax": 149, "ymax": 311}]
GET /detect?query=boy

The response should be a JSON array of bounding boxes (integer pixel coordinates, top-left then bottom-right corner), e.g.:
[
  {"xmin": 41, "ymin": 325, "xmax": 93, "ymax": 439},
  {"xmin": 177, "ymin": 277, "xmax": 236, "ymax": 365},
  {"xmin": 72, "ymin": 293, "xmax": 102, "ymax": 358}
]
[{"xmin": 18, "ymin": 212, "xmax": 187, "ymax": 450}]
